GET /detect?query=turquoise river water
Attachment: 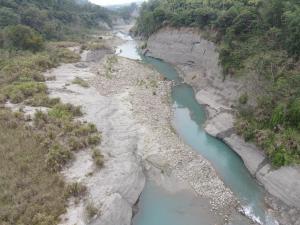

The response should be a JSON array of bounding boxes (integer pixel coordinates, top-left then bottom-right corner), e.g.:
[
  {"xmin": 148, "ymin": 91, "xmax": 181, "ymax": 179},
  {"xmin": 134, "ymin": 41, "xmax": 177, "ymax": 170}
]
[{"xmin": 116, "ymin": 33, "xmax": 278, "ymax": 225}]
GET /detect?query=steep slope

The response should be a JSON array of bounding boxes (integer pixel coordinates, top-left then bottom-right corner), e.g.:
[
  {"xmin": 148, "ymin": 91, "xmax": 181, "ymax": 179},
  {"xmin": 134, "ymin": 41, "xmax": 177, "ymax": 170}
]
[
  {"xmin": 144, "ymin": 26, "xmax": 300, "ymax": 225},
  {"xmin": 135, "ymin": 0, "xmax": 300, "ymax": 168}
]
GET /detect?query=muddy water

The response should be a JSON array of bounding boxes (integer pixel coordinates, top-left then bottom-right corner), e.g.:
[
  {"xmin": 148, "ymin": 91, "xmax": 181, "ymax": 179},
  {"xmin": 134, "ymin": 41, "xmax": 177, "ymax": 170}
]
[{"xmin": 116, "ymin": 33, "xmax": 278, "ymax": 225}]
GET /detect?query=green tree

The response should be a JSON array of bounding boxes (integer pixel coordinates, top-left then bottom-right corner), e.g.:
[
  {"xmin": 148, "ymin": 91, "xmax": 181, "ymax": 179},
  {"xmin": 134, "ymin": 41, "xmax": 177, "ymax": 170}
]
[
  {"xmin": 284, "ymin": 7, "xmax": 300, "ymax": 56},
  {"xmin": 3, "ymin": 25, "xmax": 44, "ymax": 51},
  {"xmin": 0, "ymin": 7, "xmax": 20, "ymax": 27}
]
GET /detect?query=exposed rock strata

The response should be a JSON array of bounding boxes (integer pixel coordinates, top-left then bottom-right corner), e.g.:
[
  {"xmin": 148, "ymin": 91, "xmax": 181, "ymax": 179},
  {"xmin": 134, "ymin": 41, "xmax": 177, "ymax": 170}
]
[{"xmin": 145, "ymin": 27, "xmax": 300, "ymax": 224}]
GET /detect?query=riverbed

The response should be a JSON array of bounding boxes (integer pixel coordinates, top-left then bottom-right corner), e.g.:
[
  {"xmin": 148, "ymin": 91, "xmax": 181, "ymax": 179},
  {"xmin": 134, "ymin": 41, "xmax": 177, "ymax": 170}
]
[{"xmin": 116, "ymin": 31, "xmax": 278, "ymax": 225}]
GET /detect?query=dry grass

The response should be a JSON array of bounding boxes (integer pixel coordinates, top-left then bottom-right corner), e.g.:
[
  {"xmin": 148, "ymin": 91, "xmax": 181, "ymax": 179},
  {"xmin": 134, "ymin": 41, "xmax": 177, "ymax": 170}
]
[
  {"xmin": 0, "ymin": 41, "xmax": 104, "ymax": 225},
  {"xmin": 92, "ymin": 148, "xmax": 104, "ymax": 168},
  {"xmin": 0, "ymin": 109, "xmax": 68, "ymax": 225},
  {"xmin": 72, "ymin": 77, "xmax": 90, "ymax": 88}
]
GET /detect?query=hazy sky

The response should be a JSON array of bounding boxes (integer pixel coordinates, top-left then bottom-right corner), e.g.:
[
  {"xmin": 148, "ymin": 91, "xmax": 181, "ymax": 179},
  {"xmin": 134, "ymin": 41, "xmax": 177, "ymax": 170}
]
[{"xmin": 89, "ymin": 0, "xmax": 139, "ymax": 6}]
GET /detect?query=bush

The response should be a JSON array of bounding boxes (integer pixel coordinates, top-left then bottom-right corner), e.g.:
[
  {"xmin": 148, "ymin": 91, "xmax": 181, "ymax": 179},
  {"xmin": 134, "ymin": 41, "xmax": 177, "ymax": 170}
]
[
  {"xmin": 92, "ymin": 148, "xmax": 104, "ymax": 168},
  {"xmin": 46, "ymin": 144, "xmax": 72, "ymax": 172},
  {"xmin": 287, "ymin": 98, "xmax": 300, "ymax": 129},
  {"xmin": 72, "ymin": 77, "xmax": 89, "ymax": 88},
  {"xmin": 3, "ymin": 25, "xmax": 44, "ymax": 51},
  {"xmin": 65, "ymin": 182, "xmax": 87, "ymax": 198},
  {"xmin": 271, "ymin": 104, "xmax": 286, "ymax": 127},
  {"xmin": 54, "ymin": 48, "xmax": 80, "ymax": 63},
  {"xmin": 0, "ymin": 109, "xmax": 68, "ymax": 225},
  {"xmin": 3, "ymin": 82, "xmax": 47, "ymax": 103},
  {"xmin": 239, "ymin": 93, "xmax": 248, "ymax": 105},
  {"xmin": 48, "ymin": 103, "xmax": 82, "ymax": 120},
  {"xmin": 85, "ymin": 202, "xmax": 98, "ymax": 219},
  {"xmin": 68, "ymin": 135, "xmax": 86, "ymax": 151},
  {"xmin": 25, "ymin": 94, "xmax": 60, "ymax": 107},
  {"xmin": 88, "ymin": 134, "xmax": 101, "ymax": 145}
]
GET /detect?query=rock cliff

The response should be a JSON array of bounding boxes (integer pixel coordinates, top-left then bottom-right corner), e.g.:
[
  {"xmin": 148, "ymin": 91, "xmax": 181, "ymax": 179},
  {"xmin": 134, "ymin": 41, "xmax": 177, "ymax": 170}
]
[{"xmin": 145, "ymin": 27, "xmax": 300, "ymax": 222}]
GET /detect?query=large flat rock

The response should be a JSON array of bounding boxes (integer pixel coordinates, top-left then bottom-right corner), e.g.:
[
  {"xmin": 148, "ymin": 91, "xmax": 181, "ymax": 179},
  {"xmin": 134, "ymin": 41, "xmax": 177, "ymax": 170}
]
[
  {"xmin": 256, "ymin": 165, "xmax": 300, "ymax": 208},
  {"xmin": 224, "ymin": 134, "xmax": 266, "ymax": 175}
]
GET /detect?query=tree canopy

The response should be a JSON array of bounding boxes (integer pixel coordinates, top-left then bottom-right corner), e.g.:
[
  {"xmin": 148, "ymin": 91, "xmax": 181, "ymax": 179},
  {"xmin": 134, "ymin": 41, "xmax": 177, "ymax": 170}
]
[{"xmin": 0, "ymin": 0, "xmax": 112, "ymax": 48}]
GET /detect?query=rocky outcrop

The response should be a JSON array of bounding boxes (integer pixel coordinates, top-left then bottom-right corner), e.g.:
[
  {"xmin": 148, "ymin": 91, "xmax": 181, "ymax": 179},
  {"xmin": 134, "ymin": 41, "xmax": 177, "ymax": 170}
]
[{"xmin": 145, "ymin": 27, "xmax": 300, "ymax": 217}]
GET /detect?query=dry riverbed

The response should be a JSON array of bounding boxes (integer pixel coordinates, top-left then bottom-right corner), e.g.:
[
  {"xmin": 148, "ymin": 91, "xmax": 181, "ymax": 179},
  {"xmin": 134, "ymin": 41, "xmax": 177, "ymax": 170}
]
[{"xmin": 13, "ymin": 33, "xmax": 246, "ymax": 225}]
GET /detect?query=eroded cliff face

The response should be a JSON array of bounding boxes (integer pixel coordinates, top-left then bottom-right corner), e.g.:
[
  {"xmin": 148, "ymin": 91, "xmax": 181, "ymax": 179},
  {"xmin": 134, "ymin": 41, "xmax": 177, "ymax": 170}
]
[
  {"xmin": 145, "ymin": 27, "xmax": 243, "ymax": 105},
  {"xmin": 145, "ymin": 27, "xmax": 300, "ymax": 222}
]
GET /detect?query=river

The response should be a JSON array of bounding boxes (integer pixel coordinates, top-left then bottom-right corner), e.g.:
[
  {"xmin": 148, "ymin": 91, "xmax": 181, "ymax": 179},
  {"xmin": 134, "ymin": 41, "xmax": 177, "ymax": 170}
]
[{"xmin": 115, "ymin": 31, "xmax": 278, "ymax": 225}]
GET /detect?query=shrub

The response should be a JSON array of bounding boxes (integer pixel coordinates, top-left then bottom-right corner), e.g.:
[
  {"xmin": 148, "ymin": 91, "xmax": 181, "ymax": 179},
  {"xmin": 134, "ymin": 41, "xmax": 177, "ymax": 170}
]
[
  {"xmin": 48, "ymin": 103, "xmax": 82, "ymax": 120},
  {"xmin": 46, "ymin": 144, "xmax": 72, "ymax": 172},
  {"xmin": 68, "ymin": 135, "xmax": 86, "ymax": 151},
  {"xmin": 88, "ymin": 134, "xmax": 101, "ymax": 145},
  {"xmin": 3, "ymin": 82, "xmax": 47, "ymax": 103},
  {"xmin": 3, "ymin": 25, "xmax": 44, "ymax": 51},
  {"xmin": 92, "ymin": 148, "xmax": 104, "ymax": 168},
  {"xmin": 25, "ymin": 94, "xmax": 60, "ymax": 107},
  {"xmin": 85, "ymin": 202, "xmax": 98, "ymax": 219},
  {"xmin": 287, "ymin": 98, "xmax": 300, "ymax": 129},
  {"xmin": 239, "ymin": 93, "xmax": 248, "ymax": 105},
  {"xmin": 65, "ymin": 182, "xmax": 87, "ymax": 198},
  {"xmin": 271, "ymin": 104, "xmax": 286, "ymax": 127},
  {"xmin": 72, "ymin": 77, "xmax": 89, "ymax": 88},
  {"xmin": 54, "ymin": 48, "xmax": 80, "ymax": 63}
]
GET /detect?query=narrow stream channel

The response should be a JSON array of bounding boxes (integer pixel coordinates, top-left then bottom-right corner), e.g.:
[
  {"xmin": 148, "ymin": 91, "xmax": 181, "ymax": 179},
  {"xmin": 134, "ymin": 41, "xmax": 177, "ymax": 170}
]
[{"xmin": 115, "ymin": 31, "xmax": 278, "ymax": 225}]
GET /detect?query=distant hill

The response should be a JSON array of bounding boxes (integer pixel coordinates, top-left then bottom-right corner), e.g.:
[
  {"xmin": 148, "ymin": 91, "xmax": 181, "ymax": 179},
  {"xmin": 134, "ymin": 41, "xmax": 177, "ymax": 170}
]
[{"xmin": 0, "ymin": 0, "xmax": 112, "ymax": 40}]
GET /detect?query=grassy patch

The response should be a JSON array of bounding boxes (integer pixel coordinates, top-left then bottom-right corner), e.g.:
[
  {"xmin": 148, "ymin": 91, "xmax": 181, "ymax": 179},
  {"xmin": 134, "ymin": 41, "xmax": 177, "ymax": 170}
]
[
  {"xmin": 235, "ymin": 117, "xmax": 300, "ymax": 167},
  {"xmin": 85, "ymin": 202, "xmax": 98, "ymax": 219},
  {"xmin": 104, "ymin": 56, "xmax": 118, "ymax": 79},
  {"xmin": 3, "ymin": 82, "xmax": 47, "ymax": 103},
  {"xmin": 48, "ymin": 103, "xmax": 83, "ymax": 120},
  {"xmin": 92, "ymin": 148, "xmax": 104, "ymax": 168},
  {"xmin": 65, "ymin": 182, "xmax": 87, "ymax": 198},
  {"xmin": 0, "ymin": 38, "xmax": 104, "ymax": 224},
  {"xmin": 81, "ymin": 40, "xmax": 110, "ymax": 51},
  {"xmin": 25, "ymin": 93, "xmax": 60, "ymax": 107},
  {"xmin": 0, "ymin": 109, "xmax": 68, "ymax": 225},
  {"xmin": 72, "ymin": 77, "xmax": 89, "ymax": 88}
]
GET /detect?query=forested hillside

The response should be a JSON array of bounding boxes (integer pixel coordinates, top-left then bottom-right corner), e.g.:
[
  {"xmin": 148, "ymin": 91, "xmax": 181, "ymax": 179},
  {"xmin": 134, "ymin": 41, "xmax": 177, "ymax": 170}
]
[
  {"xmin": 135, "ymin": 0, "xmax": 300, "ymax": 167},
  {"xmin": 0, "ymin": 0, "xmax": 111, "ymax": 46}
]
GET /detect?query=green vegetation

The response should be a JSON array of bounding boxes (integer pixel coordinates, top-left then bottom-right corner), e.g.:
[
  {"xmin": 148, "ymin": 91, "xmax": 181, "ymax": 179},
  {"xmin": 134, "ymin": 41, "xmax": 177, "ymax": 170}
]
[
  {"xmin": 72, "ymin": 77, "xmax": 90, "ymax": 88},
  {"xmin": 105, "ymin": 55, "xmax": 118, "ymax": 78},
  {"xmin": 0, "ymin": 1, "xmax": 107, "ymax": 223},
  {"xmin": 85, "ymin": 202, "xmax": 98, "ymax": 219},
  {"xmin": 0, "ymin": 0, "xmax": 111, "ymax": 45},
  {"xmin": 0, "ymin": 110, "xmax": 64, "ymax": 225},
  {"xmin": 65, "ymin": 182, "xmax": 87, "ymax": 198},
  {"xmin": 92, "ymin": 148, "xmax": 105, "ymax": 168},
  {"xmin": 0, "ymin": 104, "xmax": 102, "ymax": 224},
  {"xmin": 135, "ymin": 0, "xmax": 300, "ymax": 167}
]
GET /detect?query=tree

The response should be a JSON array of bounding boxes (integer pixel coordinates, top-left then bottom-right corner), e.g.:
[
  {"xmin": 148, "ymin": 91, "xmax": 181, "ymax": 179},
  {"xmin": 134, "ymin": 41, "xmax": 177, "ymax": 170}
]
[
  {"xmin": 3, "ymin": 25, "xmax": 44, "ymax": 52},
  {"xmin": 0, "ymin": 7, "xmax": 20, "ymax": 27},
  {"xmin": 284, "ymin": 7, "xmax": 300, "ymax": 56}
]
